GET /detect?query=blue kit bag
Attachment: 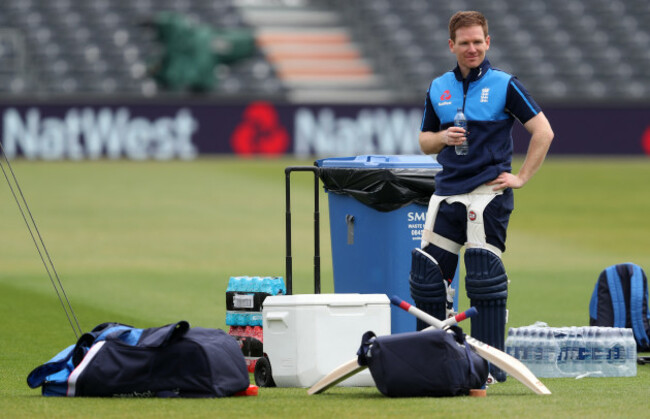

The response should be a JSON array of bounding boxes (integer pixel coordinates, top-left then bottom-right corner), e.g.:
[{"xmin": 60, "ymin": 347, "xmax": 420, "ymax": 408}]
[
  {"xmin": 27, "ymin": 321, "xmax": 249, "ymax": 397},
  {"xmin": 357, "ymin": 327, "xmax": 487, "ymax": 397},
  {"xmin": 589, "ymin": 263, "xmax": 650, "ymax": 351}
]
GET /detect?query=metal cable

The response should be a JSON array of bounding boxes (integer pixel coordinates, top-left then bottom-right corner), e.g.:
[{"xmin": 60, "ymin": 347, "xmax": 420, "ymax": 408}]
[{"xmin": 0, "ymin": 143, "xmax": 82, "ymax": 338}]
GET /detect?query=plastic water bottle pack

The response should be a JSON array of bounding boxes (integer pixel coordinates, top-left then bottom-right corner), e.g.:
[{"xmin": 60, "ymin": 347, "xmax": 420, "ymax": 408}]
[
  {"xmin": 225, "ymin": 276, "xmax": 286, "ymax": 326},
  {"xmin": 505, "ymin": 324, "xmax": 637, "ymax": 378},
  {"xmin": 226, "ymin": 276, "xmax": 286, "ymax": 373}
]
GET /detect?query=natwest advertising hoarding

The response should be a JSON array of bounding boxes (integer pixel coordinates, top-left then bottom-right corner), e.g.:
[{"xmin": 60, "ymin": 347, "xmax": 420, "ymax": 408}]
[
  {"xmin": 0, "ymin": 101, "xmax": 648, "ymax": 159},
  {"xmin": 1, "ymin": 106, "xmax": 199, "ymax": 160}
]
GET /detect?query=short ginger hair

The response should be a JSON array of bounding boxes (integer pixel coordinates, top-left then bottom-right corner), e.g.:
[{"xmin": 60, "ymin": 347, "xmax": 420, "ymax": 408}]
[{"xmin": 449, "ymin": 11, "xmax": 488, "ymax": 41}]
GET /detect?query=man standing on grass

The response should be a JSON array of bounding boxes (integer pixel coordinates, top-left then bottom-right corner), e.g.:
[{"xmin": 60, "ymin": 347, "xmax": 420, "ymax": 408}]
[{"xmin": 410, "ymin": 10, "xmax": 554, "ymax": 382}]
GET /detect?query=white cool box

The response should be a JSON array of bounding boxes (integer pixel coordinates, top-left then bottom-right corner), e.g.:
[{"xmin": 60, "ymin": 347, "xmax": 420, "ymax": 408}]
[{"xmin": 262, "ymin": 293, "xmax": 391, "ymax": 387}]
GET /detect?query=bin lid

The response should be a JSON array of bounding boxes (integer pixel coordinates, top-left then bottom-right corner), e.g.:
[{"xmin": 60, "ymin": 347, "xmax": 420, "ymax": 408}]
[
  {"xmin": 316, "ymin": 155, "xmax": 440, "ymax": 169},
  {"xmin": 315, "ymin": 155, "xmax": 440, "ymax": 212}
]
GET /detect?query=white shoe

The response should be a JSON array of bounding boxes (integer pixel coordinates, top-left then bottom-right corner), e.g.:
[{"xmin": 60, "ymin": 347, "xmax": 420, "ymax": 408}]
[{"xmin": 485, "ymin": 373, "xmax": 498, "ymax": 385}]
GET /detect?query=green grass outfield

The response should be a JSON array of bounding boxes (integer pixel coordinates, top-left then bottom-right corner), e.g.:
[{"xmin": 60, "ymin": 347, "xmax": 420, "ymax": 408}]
[{"xmin": 0, "ymin": 156, "xmax": 649, "ymax": 418}]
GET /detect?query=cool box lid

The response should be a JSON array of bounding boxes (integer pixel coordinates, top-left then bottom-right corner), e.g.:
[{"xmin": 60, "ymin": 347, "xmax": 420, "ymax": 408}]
[{"xmin": 262, "ymin": 293, "xmax": 389, "ymax": 308}]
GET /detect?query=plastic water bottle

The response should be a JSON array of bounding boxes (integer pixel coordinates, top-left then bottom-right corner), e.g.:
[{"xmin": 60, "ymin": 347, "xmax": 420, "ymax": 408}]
[
  {"xmin": 520, "ymin": 328, "xmax": 531, "ymax": 366},
  {"xmin": 272, "ymin": 277, "xmax": 283, "ymax": 295},
  {"xmin": 564, "ymin": 327, "xmax": 573, "ymax": 374},
  {"xmin": 250, "ymin": 312, "xmax": 262, "ymax": 326},
  {"xmin": 227, "ymin": 276, "xmax": 241, "ymax": 292},
  {"xmin": 453, "ymin": 107, "xmax": 469, "ymax": 155},
  {"xmin": 529, "ymin": 328, "xmax": 542, "ymax": 375},
  {"xmin": 514, "ymin": 328, "xmax": 524, "ymax": 360},
  {"xmin": 505, "ymin": 329, "xmax": 516, "ymax": 358},
  {"xmin": 591, "ymin": 327, "xmax": 606, "ymax": 374},
  {"xmin": 251, "ymin": 276, "xmax": 259, "ymax": 292},
  {"xmin": 274, "ymin": 276, "xmax": 287, "ymax": 295},
  {"xmin": 583, "ymin": 327, "xmax": 595, "ymax": 373},
  {"xmin": 543, "ymin": 328, "xmax": 560, "ymax": 377},
  {"xmin": 576, "ymin": 327, "xmax": 588, "ymax": 374},
  {"xmin": 616, "ymin": 329, "xmax": 628, "ymax": 375},
  {"xmin": 244, "ymin": 276, "xmax": 253, "ymax": 292},
  {"xmin": 611, "ymin": 328, "xmax": 624, "ymax": 376},
  {"xmin": 506, "ymin": 327, "xmax": 523, "ymax": 361},
  {"xmin": 554, "ymin": 328, "xmax": 567, "ymax": 374},
  {"xmin": 571, "ymin": 327, "xmax": 586, "ymax": 375},
  {"xmin": 606, "ymin": 328, "xmax": 624, "ymax": 377},
  {"xmin": 532, "ymin": 328, "xmax": 545, "ymax": 376},
  {"xmin": 622, "ymin": 328, "xmax": 637, "ymax": 377},
  {"xmin": 581, "ymin": 327, "xmax": 592, "ymax": 375},
  {"xmin": 260, "ymin": 277, "xmax": 269, "ymax": 294},
  {"xmin": 601, "ymin": 328, "xmax": 613, "ymax": 376}
]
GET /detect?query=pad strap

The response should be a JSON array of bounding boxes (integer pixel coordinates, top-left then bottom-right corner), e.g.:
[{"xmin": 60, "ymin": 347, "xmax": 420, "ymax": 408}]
[
  {"xmin": 466, "ymin": 242, "xmax": 502, "ymax": 259},
  {"xmin": 421, "ymin": 185, "xmax": 502, "ymax": 256},
  {"xmin": 422, "ymin": 230, "xmax": 462, "ymax": 254},
  {"xmin": 421, "ymin": 194, "xmax": 448, "ymax": 249}
]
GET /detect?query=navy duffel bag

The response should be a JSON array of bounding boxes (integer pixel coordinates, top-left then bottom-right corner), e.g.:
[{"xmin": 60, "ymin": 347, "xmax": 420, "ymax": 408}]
[
  {"xmin": 357, "ymin": 327, "xmax": 488, "ymax": 397},
  {"xmin": 27, "ymin": 321, "xmax": 249, "ymax": 397}
]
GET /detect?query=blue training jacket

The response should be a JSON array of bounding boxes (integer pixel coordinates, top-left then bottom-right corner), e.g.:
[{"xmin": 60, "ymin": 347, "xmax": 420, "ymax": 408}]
[{"xmin": 420, "ymin": 59, "xmax": 541, "ymax": 196}]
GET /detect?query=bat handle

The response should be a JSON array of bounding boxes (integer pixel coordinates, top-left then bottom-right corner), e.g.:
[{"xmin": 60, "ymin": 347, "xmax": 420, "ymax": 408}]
[
  {"xmin": 390, "ymin": 295, "xmax": 477, "ymax": 327},
  {"xmin": 389, "ymin": 295, "xmax": 411, "ymax": 311},
  {"xmin": 452, "ymin": 306, "xmax": 478, "ymax": 324}
]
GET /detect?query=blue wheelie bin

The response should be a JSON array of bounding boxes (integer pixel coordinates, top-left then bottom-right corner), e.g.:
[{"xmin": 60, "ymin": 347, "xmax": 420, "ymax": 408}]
[{"xmin": 316, "ymin": 155, "xmax": 459, "ymax": 334}]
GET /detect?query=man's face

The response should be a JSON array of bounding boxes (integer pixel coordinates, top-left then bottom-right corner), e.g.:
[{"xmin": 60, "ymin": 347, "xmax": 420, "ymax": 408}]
[{"xmin": 449, "ymin": 25, "xmax": 490, "ymax": 74}]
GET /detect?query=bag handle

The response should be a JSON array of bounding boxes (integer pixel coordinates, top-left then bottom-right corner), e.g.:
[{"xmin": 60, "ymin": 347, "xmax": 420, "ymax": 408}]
[
  {"xmin": 72, "ymin": 323, "xmax": 135, "ymax": 366},
  {"xmin": 357, "ymin": 331, "xmax": 377, "ymax": 366},
  {"xmin": 137, "ymin": 321, "xmax": 190, "ymax": 348}
]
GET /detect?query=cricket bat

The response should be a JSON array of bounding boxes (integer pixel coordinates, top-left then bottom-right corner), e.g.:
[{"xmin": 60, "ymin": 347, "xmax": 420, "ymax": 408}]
[
  {"xmin": 391, "ymin": 295, "xmax": 552, "ymax": 396},
  {"xmin": 307, "ymin": 306, "xmax": 477, "ymax": 395}
]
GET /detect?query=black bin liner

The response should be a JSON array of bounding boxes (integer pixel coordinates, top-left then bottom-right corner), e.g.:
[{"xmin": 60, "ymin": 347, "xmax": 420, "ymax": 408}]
[{"xmin": 318, "ymin": 167, "xmax": 439, "ymax": 212}]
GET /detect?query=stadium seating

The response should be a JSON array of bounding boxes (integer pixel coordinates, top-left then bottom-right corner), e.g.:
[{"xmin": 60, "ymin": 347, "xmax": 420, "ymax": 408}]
[
  {"xmin": 320, "ymin": 0, "xmax": 650, "ymax": 103},
  {"xmin": 0, "ymin": 0, "xmax": 285, "ymax": 97},
  {"xmin": 0, "ymin": 0, "xmax": 647, "ymax": 103}
]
